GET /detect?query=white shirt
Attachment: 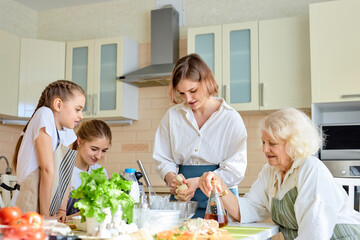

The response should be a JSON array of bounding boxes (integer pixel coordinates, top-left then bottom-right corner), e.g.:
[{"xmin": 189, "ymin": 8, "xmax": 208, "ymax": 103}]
[
  {"xmin": 238, "ymin": 156, "xmax": 360, "ymax": 239},
  {"xmin": 153, "ymin": 98, "xmax": 247, "ymax": 186},
  {"xmin": 70, "ymin": 164, "xmax": 109, "ymax": 191},
  {"xmin": 11, "ymin": 107, "xmax": 77, "ymax": 206}
]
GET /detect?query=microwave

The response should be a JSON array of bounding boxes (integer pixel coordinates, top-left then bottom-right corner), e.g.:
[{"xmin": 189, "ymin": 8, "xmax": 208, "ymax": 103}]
[{"xmin": 320, "ymin": 123, "xmax": 360, "ymax": 160}]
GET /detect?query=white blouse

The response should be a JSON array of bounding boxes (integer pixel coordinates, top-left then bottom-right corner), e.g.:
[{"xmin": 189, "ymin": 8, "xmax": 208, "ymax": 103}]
[
  {"xmin": 153, "ymin": 98, "xmax": 247, "ymax": 187},
  {"xmin": 238, "ymin": 156, "xmax": 360, "ymax": 239}
]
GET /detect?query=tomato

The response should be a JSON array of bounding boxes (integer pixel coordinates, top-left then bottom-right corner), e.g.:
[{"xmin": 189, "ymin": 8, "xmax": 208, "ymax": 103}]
[
  {"xmin": 25, "ymin": 229, "xmax": 46, "ymax": 240},
  {"xmin": 7, "ymin": 218, "xmax": 30, "ymax": 239},
  {"xmin": 0, "ymin": 207, "xmax": 22, "ymax": 225},
  {"xmin": 21, "ymin": 212, "xmax": 43, "ymax": 227}
]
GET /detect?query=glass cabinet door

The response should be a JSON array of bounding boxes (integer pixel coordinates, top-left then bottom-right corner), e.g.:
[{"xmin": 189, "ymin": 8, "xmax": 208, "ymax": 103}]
[
  {"xmin": 93, "ymin": 37, "xmax": 125, "ymax": 118},
  {"xmin": 65, "ymin": 40, "xmax": 94, "ymax": 118},
  {"xmin": 222, "ymin": 22, "xmax": 259, "ymax": 111},
  {"xmin": 187, "ymin": 26, "xmax": 222, "ymax": 97}
]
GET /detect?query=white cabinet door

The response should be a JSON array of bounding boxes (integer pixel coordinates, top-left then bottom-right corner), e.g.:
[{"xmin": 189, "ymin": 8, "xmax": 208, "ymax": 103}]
[
  {"xmin": 259, "ymin": 16, "xmax": 311, "ymax": 110},
  {"xmin": 222, "ymin": 21, "xmax": 259, "ymax": 111},
  {"xmin": 187, "ymin": 25, "xmax": 223, "ymax": 97},
  {"xmin": 310, "ymin": 0, "xmax": 360, "ymax": 103},
  {"xmin": 0, "ymin": 30, "xmax": 20, "ymax": 116},
  {"xmin": 66, "ymin": 37, "xmax": 139, "ymax": 120},
  {"xmin": 18, "ymin": 38, "xmax": 65, "ymax": 117}
]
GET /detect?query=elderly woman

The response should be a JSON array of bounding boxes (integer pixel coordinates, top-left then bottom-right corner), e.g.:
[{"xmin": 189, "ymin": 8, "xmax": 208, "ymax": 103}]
[{"xmin": 200, "ymin": 108, "xmax": 360, "ymax": 239}]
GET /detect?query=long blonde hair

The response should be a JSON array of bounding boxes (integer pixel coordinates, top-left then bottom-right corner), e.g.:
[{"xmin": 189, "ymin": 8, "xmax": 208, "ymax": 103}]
[{"xmin": 13, "ymin": 80, "xmax": 85, "ymax": 172}]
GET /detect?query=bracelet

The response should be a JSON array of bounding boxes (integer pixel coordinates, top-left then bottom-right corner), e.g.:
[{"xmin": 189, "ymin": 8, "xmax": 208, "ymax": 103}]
[{"xmin": 58, "ymin": 209, "xmax": 66, "ymax": 213}]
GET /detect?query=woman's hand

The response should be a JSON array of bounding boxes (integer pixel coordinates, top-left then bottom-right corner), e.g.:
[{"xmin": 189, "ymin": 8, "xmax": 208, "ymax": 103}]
[
  {"xmin": 177, "ymin": 177, "xmax": 200, "ymax": 202},
  {"xmin": 165, "ymin": 172, "xmax": 183, "ymax": 195},
  {"xmin": 199, "ymin": 171, "xmax": 224, "ymax": 197}
]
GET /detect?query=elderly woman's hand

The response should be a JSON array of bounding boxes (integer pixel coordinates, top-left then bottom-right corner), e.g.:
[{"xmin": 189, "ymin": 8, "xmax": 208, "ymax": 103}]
[{"xmin": 199, "ymin": 171, "xmax": 224, "ymax": 197}]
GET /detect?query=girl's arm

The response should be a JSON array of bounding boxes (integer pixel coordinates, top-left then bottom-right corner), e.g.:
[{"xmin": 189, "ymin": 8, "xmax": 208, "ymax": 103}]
[
  {"xmin": 35, "ymin": 127, "xmax": 55, "ymax": 217},
  {"xmin": 56, "ymin": 185, "xmax": 70, "ymax": 222}
]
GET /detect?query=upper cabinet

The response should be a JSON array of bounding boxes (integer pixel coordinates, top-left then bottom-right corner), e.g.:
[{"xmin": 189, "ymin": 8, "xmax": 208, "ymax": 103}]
[
  {"xmin": 259, "ymin": 16, "xmax": 311, "ymax": 110},
  {"xmin": 0, "ymin": 30, "xmax": 20, "ymax": 117},
  {"xmin": 18, "ymin": 38, "xmax": 65, "ymax": 117},
  {"xmin": 187, "ymin": 16, "xmax": 311, "ymax": 111},
  {"xmin": 310, "ymin": 0, "xmax": 360, "ymax": 103},
  {"xmin": 66, "ymin": 37, "xmax": 139, "ymax": 120}
]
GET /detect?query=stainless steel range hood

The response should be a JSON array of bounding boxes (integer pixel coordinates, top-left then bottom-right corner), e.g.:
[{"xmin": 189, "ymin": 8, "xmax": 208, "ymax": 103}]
[{"xmin": 118, "ymin": 6, "xmax": 179, "ymax": 87}]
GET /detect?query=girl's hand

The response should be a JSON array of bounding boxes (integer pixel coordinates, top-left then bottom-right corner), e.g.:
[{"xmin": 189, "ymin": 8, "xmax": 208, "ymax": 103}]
[
  {"xmin": 56, "ymin": 210, "xmax": 67, "ymax": 223},
  {"xmin": 165, "ymin": 172, "xmax": 184, "ymax": 195},
  {"xmin": 199, "ymin": 172, "xmax": 223, "ymax": 197},
  {"xmin": 177, "ymin": 177, "xmax": 199, "ymax": 202}
]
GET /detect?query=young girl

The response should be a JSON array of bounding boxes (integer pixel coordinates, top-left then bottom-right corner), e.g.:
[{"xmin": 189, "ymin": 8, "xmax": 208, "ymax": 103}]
[
  {"xmin": 66, "ymin": 119, "xmax": 112, "ymax": 216},
  {"xmin": 11, "ymin": 80, "xmax": 86, "ymax": 222}
]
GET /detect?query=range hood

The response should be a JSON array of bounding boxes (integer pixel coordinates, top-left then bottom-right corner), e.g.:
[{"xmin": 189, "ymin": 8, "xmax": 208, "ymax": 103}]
[{"xmin": 118, "ymin": 6, "xmax": 179, "ymax": 87}]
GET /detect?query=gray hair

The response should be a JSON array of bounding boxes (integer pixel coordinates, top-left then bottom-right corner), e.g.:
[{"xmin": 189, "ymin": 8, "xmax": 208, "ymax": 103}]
[{"xmin": 259, "ymin": 108, "xmax": 323, "ymax": 160}]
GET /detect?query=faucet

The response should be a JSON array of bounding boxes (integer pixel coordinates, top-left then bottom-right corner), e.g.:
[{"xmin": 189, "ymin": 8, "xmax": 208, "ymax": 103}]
[{"xmin": 0, "ymin": 156, "xmax": 12, "ymax": 174}]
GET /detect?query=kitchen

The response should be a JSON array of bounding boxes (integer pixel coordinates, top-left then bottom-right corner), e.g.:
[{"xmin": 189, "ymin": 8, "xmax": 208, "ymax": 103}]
[{"xmin": 1, "ymin": 0, "xmax": 360, "ymax": 239}]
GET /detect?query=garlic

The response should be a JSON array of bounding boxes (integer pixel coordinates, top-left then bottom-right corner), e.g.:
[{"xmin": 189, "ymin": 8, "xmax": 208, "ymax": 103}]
[{"xmin": 175, "ymin": 175, "xmax": 188, "ymax": 199}]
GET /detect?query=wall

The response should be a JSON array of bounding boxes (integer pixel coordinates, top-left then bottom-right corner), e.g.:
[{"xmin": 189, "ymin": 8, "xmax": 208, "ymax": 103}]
[{"xmin": 0, "ymin": 0, "xmax": 317, "ymax": 190}]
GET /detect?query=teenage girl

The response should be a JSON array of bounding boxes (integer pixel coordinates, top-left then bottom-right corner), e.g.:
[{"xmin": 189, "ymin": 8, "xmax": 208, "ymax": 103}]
[
  {"xmin": 66, "ymin": 119, "xmax": 111, "ymax": 216},
  {"xmin": 11, "ymin": 80, "xmax": 86, "ymax": 222}
]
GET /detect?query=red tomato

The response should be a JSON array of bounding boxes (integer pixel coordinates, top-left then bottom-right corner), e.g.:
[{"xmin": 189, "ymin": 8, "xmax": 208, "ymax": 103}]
[
  {"xmin": 22, "ymin": 212, "xmax": 43, "ymax": 227},
  {"xmin": 26, "ymin": 229, "xmax": 46, "ymax": 240},
  {"xmin": 7, "ymin": 218, "xmax": 30, "ymax": 239},
  {"xmin": 0, "ymin": 207, "xmax": 22, "ymax": 225}
]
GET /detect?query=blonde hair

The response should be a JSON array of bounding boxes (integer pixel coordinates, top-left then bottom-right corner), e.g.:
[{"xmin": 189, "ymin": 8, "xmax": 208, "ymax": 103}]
[
  {"xmin": 169, "ymin": 53, "xmax": 218, "ymax": 104},
  {"xmin": 13, "ymin": 80, "xmax": 85, "ymax": 172},
  {"xmin": 259, "ymin": 108, "xmax": 323, "ymax": 160},
  {"xmin": 72, "ymin": 119, "xmax": 112, "ymax": 150}
]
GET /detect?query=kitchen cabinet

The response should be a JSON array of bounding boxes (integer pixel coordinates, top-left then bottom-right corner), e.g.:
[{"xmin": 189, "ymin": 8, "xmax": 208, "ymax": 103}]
[
  {"xmin": 310, "ymin": 0, "xmax": 360, "ymax": 103},
  {"xmin": 18, "ymin": 38, "xmax": 65, "ymax": 117},
  {"xmin": 0, "ymin": 30, "xmax": 20, "ymax": 117},
  {"xmin": 66, "ymin": 37, "xmax": 139, "ymax": 120},
  {"xmin": 259, "ymin": 16, "xmax": 311, "ymax": 110},
  {"xmin": 188, "ymin": 16, "xmax": 311, "ymax": 111}
]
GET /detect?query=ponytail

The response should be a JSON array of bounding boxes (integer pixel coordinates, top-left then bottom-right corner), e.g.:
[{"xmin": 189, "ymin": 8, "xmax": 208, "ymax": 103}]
[{"xmin": 12, "ymin": 80, "xmax": 85, "ymax": 172}]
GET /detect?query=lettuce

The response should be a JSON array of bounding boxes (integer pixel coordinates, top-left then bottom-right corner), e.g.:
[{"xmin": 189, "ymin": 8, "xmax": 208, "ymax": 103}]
[{"xmin": 71, "ymin": 167, "xmax": 135, "ymax": 223}]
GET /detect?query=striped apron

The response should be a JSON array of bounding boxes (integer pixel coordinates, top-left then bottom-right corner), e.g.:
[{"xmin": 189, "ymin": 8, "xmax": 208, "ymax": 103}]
[
  {"xmin": 16, "ymin": 131, "xmax": 77, "ymax": 216},
  {"xmin": 271, "ymin": 187, "xmax": 360, "ymax": 240}
]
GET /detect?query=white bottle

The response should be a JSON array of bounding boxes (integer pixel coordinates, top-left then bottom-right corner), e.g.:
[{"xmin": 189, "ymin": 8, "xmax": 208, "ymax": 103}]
[{"xmin": 124, "ymin": 168, "xmax": 140, "ymax": 203}]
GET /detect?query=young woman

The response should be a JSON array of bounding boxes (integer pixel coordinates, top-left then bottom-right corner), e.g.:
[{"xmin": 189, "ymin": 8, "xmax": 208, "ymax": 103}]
[
  {"xmin": 153, "ymin": 53, "xmax": 247, "ymax": 218},
  {"xmin": 66, "ymin": 119, "xmax": 111, "ymax": 216},
  {"xmin": 11, "ymin": 80, "xmax": 86, "ymax": 222}
]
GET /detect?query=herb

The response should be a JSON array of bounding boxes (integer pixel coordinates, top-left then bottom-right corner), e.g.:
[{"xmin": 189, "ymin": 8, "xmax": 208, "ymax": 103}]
[{"xmin": 71, "ymin": 167, "xmax": 135, "ymax": 223}]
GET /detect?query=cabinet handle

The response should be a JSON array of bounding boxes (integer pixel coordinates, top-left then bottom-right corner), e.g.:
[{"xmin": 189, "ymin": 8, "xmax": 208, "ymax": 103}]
[
  {"xmin": 260, "ymin": 83, "xmax": 265, "ymax": 107},
  {"xmin": 341, "ymin": 94, "xmax": 360, "ymax": 99},
  {"xmin": 93, "ymin": 94, "xmax": 97, "ymax": 115},
  {"xmin": 222, "ymin": 85, "xmax": 227, "ymax": 101},
  {"xmin": 87, "ymin": 94, "xmax": 92, "ymax": 115}
]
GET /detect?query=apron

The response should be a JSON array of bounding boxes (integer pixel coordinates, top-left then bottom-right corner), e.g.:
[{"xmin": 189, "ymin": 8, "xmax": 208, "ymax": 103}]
[
  {"xmin": 271, "ymin": 187, "xmax": 360, "ymax": 240},
  {"xmin": 16, "ymin": 131, "xmax": 77, "ymax": 216}
]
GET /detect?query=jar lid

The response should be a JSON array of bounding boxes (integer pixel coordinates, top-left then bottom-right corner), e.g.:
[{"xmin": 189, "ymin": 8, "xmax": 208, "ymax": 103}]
[{"xmin": 125, "ymin": 168, "xmax": 136, "ymax": 173}]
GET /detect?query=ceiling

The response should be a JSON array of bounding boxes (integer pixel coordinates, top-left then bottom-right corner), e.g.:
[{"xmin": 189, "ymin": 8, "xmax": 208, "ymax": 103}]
[{"xmin": 13, "ymin": 0, "xmax": 120, "ymax": 11}]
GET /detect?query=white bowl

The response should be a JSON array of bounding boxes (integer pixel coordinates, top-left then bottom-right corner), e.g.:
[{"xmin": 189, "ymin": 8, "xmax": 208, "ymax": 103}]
[{"xmin": 72, "ymin": 216, "xmax": 87, "ymax": 232}]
